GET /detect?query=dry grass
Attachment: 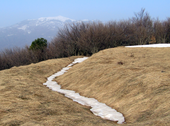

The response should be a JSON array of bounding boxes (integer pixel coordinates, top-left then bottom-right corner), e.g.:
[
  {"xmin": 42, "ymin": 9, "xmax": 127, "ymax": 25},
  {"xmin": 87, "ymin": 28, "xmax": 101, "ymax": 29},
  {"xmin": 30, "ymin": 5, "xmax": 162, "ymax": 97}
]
[
  {"xmin": 1, "ymin": 47, "xmax": 170, "ymax": 126},
  {"xmin": 56, "ymin": 47, "xmax": 170, "ymax": 126},
  {"xmin": 0, "ymin": 56, "xmax": 117, "ymax": 126}
]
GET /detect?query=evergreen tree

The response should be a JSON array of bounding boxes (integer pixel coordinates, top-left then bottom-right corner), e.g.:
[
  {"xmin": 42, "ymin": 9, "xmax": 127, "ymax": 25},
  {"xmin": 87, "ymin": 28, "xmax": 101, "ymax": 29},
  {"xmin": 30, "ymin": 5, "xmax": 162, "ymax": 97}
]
[{"xmin": 30, "ymin": 38, "xmax": 47, "ymax": 51}]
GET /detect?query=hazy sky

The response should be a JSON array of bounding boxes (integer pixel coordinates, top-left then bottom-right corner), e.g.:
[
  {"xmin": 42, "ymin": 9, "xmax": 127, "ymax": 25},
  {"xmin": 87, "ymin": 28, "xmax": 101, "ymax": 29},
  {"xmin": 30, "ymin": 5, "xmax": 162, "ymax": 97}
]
[{"xmin": 0, "ymin": 0, "xmax": 170, "ymax": 28}]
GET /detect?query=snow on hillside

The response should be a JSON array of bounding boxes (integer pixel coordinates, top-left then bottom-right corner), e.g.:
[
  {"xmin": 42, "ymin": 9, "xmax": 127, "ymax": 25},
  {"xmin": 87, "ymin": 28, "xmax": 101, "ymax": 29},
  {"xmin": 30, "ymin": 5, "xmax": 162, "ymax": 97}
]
[
  {"xmin": 43, "ymin": 44, "xmax": 170, "ymax": 124},
  {"xmin": 38, "ymin": 15, "xmax": 75, "ymax": 22},
  {"xmin": 126, "ymin": 43, "xmax": 170, "ymax": 48},
  {"xmin": 43, "ymin": 57, "xmax": 125, "ymax": 124},
  {"xmin": 18, "ymin": 25, "xmax": 29, "ymax": 30}
]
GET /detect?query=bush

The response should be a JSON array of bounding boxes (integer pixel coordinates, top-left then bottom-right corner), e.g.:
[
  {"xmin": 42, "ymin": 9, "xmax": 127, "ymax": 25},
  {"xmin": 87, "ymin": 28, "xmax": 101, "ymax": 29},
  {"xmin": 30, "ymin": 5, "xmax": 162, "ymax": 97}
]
[{"xmin": 29, "ymin": 38, "xmax": 47, "ymax": 51}]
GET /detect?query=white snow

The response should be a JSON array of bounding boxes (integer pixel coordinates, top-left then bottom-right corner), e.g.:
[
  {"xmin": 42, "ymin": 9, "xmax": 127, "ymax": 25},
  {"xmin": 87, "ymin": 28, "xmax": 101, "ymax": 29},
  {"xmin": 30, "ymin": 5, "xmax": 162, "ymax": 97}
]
[
  {"xmin": 18, "ymin": 25, "xmax": 28, "ymax": 30},
  {"xmin": 35, "ymin": 16, "xmax": 74, "ymax": 26},
  {"xmin": 43, "ymin": 57, "xmax": 125, "ymax": 124},
  {"xmin": 38, "ymin": 16, "xmax": 75, "ymax": 22},
  {"xmin": 126, "ymin": 43, "xmax": 170, "ymax": 48}
]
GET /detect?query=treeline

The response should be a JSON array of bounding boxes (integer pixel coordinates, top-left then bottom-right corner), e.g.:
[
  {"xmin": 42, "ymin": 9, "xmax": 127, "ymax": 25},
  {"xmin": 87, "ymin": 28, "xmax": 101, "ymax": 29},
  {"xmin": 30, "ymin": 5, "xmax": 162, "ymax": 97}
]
[
  {"xmin": 51, "ymin": 9, "xmax": 170, "ymax": 56},
  {"xmin": 0, "ymin": 9, "xmax": 170, "ymax": 70}
]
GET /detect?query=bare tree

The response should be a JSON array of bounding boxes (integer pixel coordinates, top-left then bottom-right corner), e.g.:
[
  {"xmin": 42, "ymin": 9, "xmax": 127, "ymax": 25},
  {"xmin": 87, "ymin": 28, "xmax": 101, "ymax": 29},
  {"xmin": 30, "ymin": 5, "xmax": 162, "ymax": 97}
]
[{"xmin": 131, "ymin": 8, "xmax": 153, "ymax": 45}]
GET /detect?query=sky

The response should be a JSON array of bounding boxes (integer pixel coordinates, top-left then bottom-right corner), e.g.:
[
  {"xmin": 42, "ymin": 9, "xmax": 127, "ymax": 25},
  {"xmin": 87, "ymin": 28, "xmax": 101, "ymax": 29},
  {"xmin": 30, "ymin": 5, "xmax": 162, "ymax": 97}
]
[{"xmin": 0, "ymin": 0, "xmax": 170, "ymax": 28}]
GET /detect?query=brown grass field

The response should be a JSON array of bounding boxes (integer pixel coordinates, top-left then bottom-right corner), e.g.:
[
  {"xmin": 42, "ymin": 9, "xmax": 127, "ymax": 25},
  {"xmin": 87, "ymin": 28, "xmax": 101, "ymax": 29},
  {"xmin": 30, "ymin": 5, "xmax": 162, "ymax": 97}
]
[{"xmin": 0, "ymin": 47, "xmax": 170, "ymax": 126}]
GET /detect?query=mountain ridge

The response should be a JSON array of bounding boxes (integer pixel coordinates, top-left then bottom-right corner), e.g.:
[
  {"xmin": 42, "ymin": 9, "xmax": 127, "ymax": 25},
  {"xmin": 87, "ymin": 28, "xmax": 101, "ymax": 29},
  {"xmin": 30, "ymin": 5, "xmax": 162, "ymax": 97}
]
[{"xmin": 0, "ymin": 16, "xmax": 87, "ymax": 51}]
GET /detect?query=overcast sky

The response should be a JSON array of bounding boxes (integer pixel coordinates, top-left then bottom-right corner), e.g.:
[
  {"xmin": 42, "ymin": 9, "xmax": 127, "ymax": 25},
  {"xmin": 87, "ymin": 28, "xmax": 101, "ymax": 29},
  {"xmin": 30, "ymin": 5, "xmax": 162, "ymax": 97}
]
[{"xmin": 0, "ymin": 0, "xmax": 170, "ymax": 28}]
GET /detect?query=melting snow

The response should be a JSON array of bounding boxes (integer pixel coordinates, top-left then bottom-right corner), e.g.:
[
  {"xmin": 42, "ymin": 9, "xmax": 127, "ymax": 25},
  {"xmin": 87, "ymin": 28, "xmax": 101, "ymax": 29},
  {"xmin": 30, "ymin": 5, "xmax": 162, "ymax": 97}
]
[
  {"xmin": 126, "ymin": 43, "xmax": 170, "ymax": 48},
  {"xmin": 43, "ymin": 44, "xmax": 170, "ymax": 124},
  {"xmin": 43, "ymin": 57, "xmax": 125, "ymax": 124}
]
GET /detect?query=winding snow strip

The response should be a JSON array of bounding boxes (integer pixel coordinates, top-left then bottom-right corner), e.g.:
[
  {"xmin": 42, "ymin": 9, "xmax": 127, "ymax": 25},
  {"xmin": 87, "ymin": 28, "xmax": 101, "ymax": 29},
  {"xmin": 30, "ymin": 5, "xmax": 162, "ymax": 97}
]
[
  {"xmin": 126, "ymin": 43, "xmax": 170, "ymax": 48},
  {"xmin": 43, "ymin": 57, "xmax": 125, "ymax": 124}
]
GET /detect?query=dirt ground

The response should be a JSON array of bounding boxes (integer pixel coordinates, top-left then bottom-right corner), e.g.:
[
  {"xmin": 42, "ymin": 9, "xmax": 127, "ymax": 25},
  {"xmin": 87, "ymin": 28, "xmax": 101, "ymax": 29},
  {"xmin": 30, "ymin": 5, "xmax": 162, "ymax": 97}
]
[
  {"xmin": 1, "ymin": 47, "xmax": 170, "ymax": 126},
  {"xmin": 56, "ymin": 47, "xmax": 170, "ymax": 126}
]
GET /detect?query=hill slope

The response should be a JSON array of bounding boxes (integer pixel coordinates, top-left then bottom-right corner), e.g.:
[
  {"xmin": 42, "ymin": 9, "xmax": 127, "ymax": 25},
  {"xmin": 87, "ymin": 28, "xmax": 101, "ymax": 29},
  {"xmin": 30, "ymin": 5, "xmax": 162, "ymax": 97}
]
[
  {"xmin": 56, "ymin": 47, "xmax": 170, "ymax": 125},
  {"xmin": 1, "ymin": 47, "xmax": 170, "ymax": 125},
  {"xmin": 0, "ymin": 56, "xmax": 116, "ymax": 126}
]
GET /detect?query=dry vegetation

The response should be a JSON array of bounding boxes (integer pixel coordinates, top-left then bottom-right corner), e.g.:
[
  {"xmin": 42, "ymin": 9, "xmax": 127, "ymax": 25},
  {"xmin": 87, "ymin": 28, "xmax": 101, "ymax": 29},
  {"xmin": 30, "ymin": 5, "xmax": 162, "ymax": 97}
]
[
  {"xmin": 0, "ymin": 56, "xmax": 118, "ymax": 126},
  {"xmin": 0, "ymin": 47, "xmax": 170, "ymax": 125},
  {"xmin": 56, "ymin": 47, "xmax": 170, "ymax": 126},
  {"xmin": 0, "ymin": 8, "xmax": 170, "ymax": 125}
]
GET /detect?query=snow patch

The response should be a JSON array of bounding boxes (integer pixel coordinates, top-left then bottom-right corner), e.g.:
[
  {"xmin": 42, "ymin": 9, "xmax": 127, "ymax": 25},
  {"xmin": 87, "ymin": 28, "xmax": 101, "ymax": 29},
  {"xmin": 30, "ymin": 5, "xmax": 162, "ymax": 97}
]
[
  {"xmin": 43, "ymin": 57, "xmax": 125, "ymax": 124},
  {"xmin": 18, "ymin": 25, "xmax": 28, "ymax": 30},
  {"xmin": 38, "ymin": 16, "xmax": 75, "ymax": 22},
  {"xmin": 126, "ymin": 43, "xmax": 170, "ymax": 48}
]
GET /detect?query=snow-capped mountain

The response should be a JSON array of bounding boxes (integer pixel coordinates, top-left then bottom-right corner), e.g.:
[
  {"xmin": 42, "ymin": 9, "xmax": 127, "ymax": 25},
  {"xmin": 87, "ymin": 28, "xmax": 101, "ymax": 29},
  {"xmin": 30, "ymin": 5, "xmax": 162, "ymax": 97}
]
[{"xmin": 0, "ymin": 16, "xmax": 77, "ymax": 51}]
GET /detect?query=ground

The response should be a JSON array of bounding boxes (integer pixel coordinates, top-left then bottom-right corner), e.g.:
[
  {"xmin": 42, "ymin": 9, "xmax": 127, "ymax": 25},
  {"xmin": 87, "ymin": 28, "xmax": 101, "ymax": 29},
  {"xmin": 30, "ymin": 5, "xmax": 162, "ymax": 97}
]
[{"xmin": 0, "ymin": 47, "xmax": 170, "ymax": 126}]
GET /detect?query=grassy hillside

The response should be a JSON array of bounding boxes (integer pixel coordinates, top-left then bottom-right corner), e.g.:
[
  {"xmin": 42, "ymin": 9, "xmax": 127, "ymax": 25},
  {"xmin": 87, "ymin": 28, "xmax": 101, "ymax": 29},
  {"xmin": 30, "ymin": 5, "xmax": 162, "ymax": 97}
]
[
  {"xmin": 0, "ymin": 56, "xmax": 117, "ymax": 126},
  {"xmin": 56, "ymin": 47, "xmax": 170, "ymax": 125},
  {"xmin": 1, "ymin": 47, "xmax": 170, "ymax": 126}
]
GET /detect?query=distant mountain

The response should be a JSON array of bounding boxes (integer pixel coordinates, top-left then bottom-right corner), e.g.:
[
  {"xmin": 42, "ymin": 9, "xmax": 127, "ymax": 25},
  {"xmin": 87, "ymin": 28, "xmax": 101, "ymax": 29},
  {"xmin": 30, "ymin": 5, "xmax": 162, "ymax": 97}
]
[{"xmin": 0, "ymin": 16, "xmax": 82, "ymax": 51}]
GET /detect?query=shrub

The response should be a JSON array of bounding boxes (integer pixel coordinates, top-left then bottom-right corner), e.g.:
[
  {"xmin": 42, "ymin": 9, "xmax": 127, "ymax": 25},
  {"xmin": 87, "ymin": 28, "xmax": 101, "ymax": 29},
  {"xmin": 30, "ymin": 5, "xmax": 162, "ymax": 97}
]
[{"xmin": 29, "ymin": 38, "xmax": 47, "ymax": 51}]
